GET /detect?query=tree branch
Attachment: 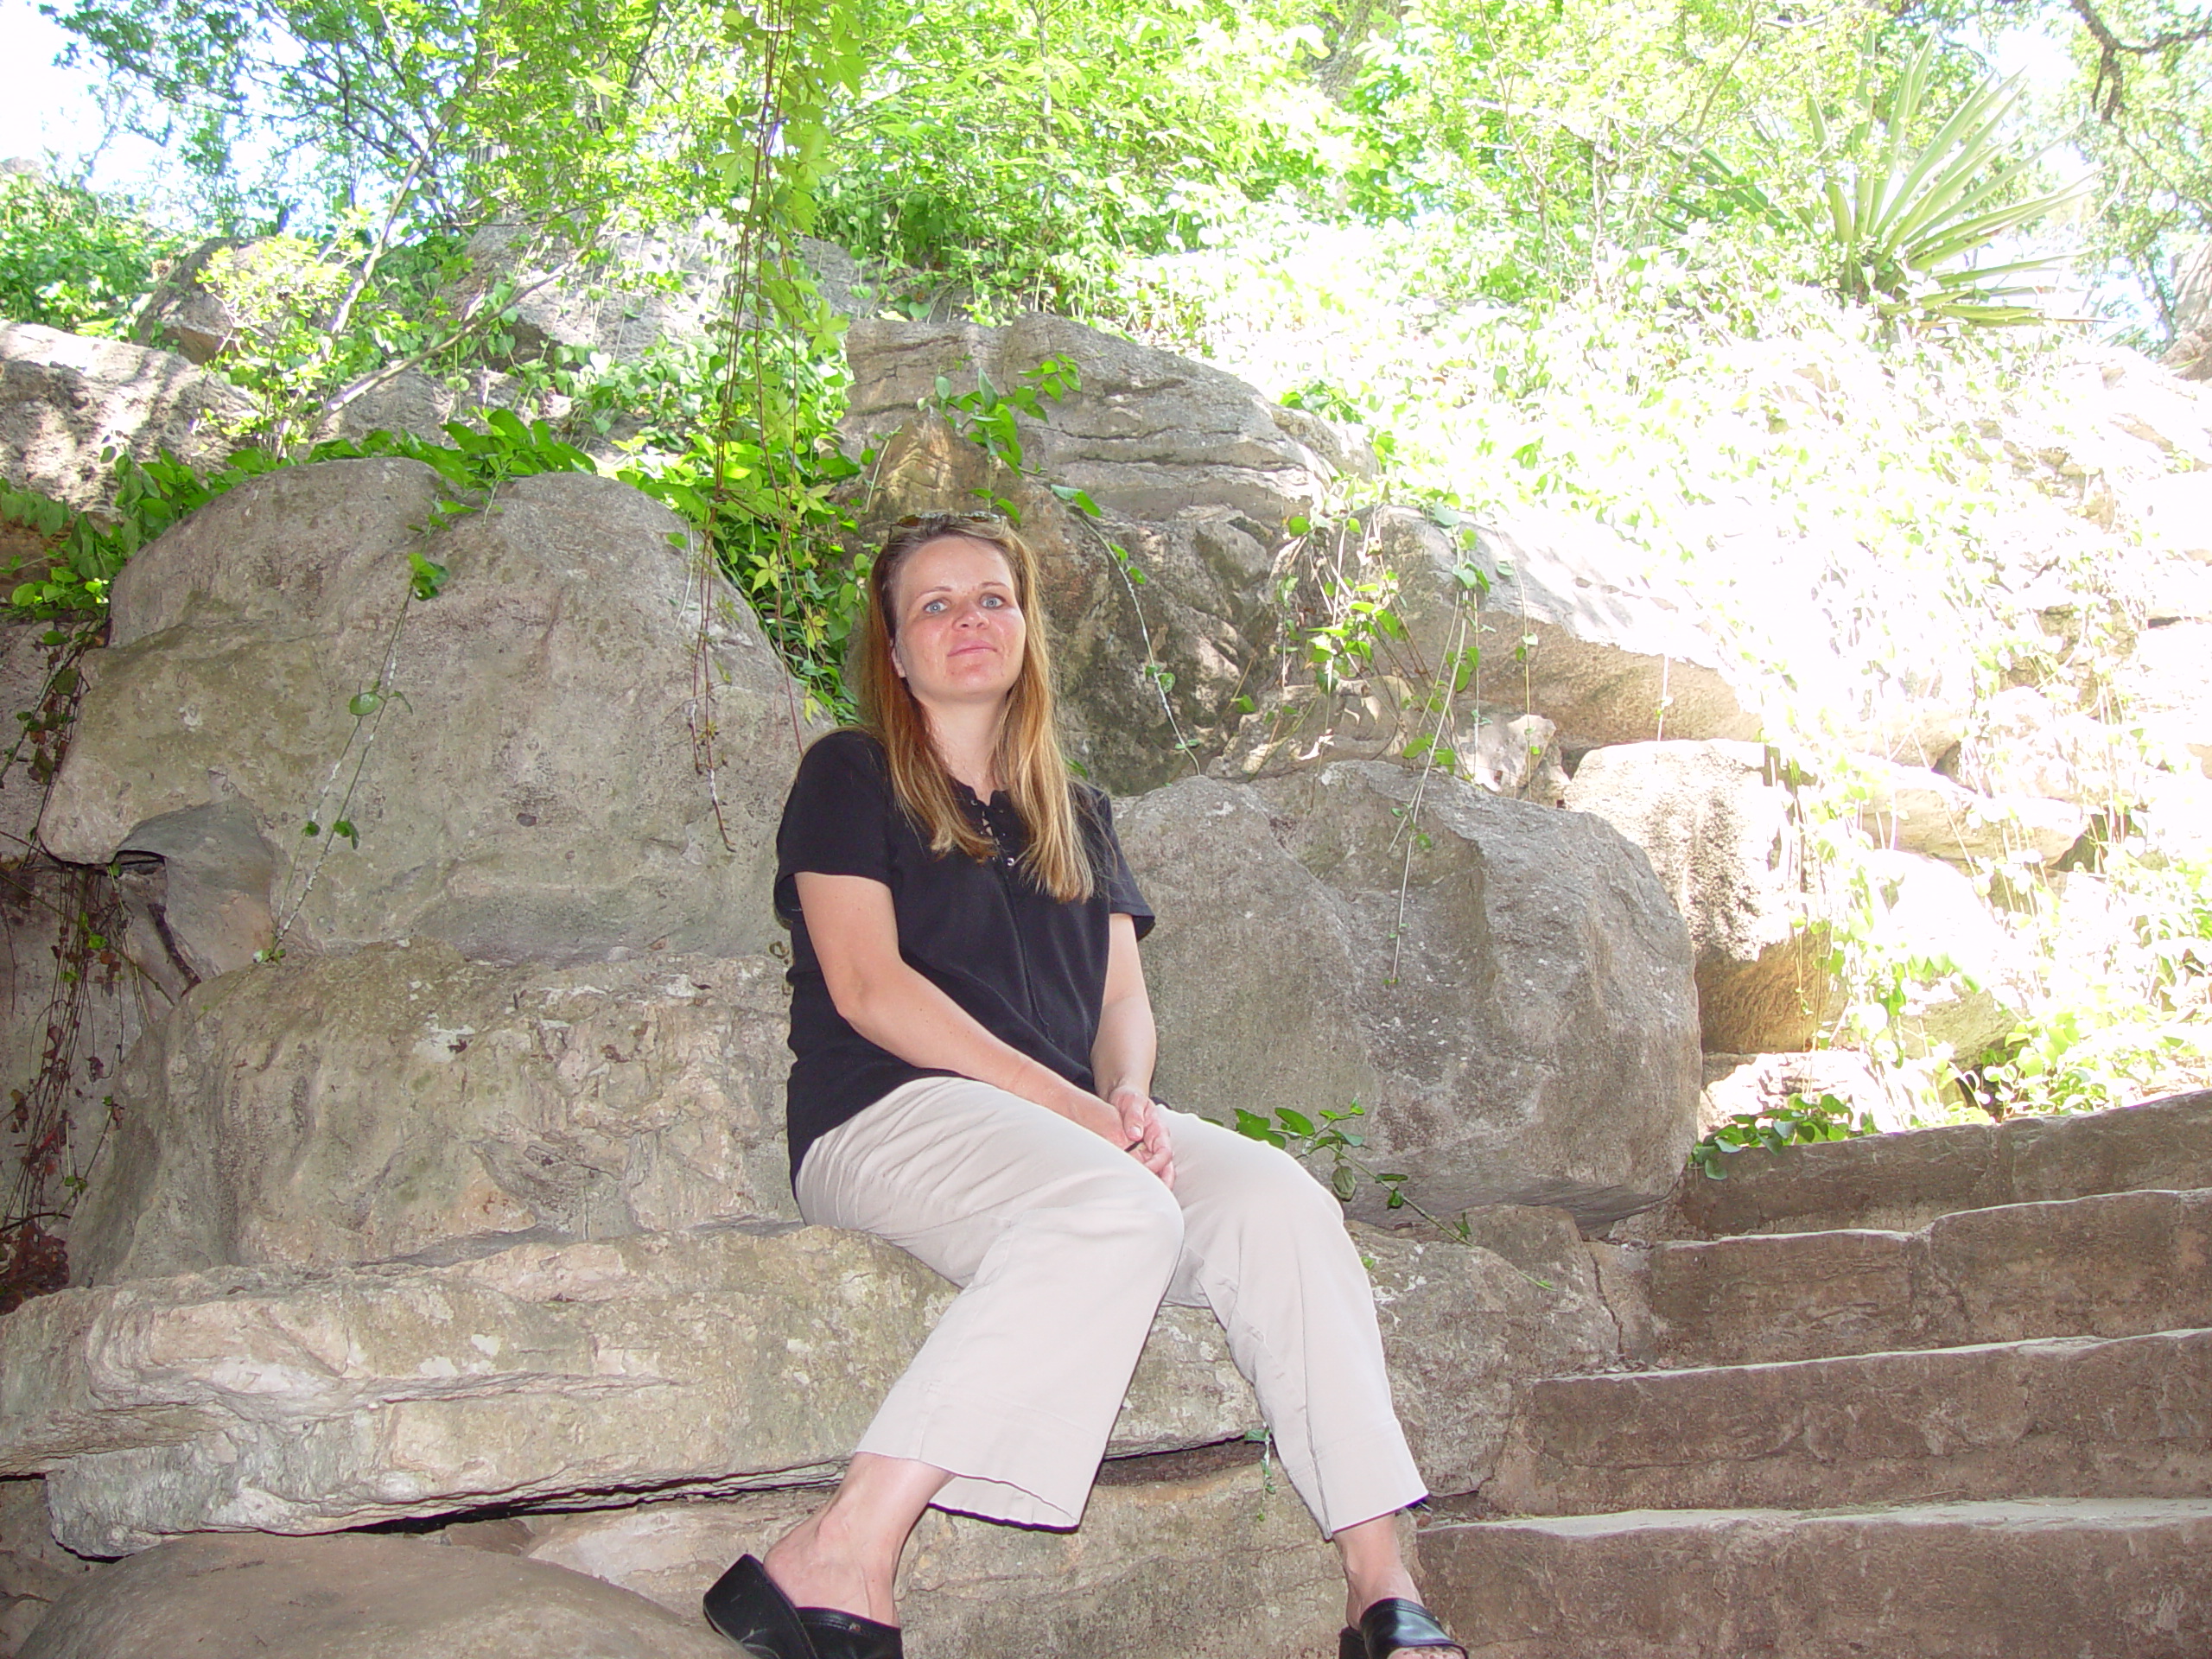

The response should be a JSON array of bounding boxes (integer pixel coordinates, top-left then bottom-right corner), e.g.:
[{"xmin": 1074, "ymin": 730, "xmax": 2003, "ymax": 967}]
[{"xmin": 2066, "ymin": 0, "xmax": 2212, "ymax": 119}]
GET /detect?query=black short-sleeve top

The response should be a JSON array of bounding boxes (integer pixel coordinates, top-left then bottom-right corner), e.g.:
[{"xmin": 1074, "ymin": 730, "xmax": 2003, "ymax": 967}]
[{"xmin": 772, "ymin": 728, "xmax": 1154, "ymax": 1182}]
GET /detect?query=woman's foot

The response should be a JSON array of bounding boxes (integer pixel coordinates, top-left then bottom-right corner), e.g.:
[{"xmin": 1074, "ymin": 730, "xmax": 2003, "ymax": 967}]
[
  {"xmin": 758, "ymin": 1452, "xmax": 953, "ymax": 1628},
  {"xmin": 1336, "ymin": 1512, "xmax": 1465, "ymax": 1659},
  {"xmin": 762, "ymin": 1506, "xmax": 893, "ymax": 1625}
]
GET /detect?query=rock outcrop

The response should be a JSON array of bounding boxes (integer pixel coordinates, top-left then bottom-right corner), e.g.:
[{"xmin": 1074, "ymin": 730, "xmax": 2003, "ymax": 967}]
[
  {"xmin": 1122, "ymin": 764, "xmax": 1702, "ymax": 1228},
  {"xmin": 18, "ymin": 1531, "xmax": 736, "ymax": 1659},
  {"xmin": 0, "ymin": 1217, "xmax": 1611, "ymax": 1554},
  {"xmin": 844, "ymin": 315, "xmax": 1327, "ymax": 792},
  {"xmin": 1561, "ymin": 740, "xmax": 1837, "ymax": 1053},
  {"xmin": 65, "ymin": 943, "xmax": 798, "ymax": 1286},
  {"xmin": 513, "ymin": 1458, "xmax": 1344, "ymax": 1659},
  {"xmin": 0, "ymin": 325, "xmax": 251, "ymax": 513},
  {"xmin": 36, "ymin": 459, "xmax": 819, "ymax": 969}
]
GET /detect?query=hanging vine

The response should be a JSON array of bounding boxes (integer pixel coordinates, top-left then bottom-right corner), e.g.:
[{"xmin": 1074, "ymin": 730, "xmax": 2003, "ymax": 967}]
[{"xmin": 680, "ymin": 0, "xmax": 868, "ymax": 847}]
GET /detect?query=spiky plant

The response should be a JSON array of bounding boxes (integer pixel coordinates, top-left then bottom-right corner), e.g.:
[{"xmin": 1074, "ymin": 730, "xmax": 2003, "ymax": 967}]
[{"xmin": 1807, "ymin": 39, "xmax": 2087, "ymax": 327}]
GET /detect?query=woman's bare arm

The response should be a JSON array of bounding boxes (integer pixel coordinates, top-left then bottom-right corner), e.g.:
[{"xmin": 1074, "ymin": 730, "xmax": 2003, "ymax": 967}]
[
  {"xmin": 1093, "ymin": 913, "xmax": 1173, "ymax": 1186},
  {"xmin": 795, "ymin": 870, "xmax": 1125, "ymax": 1146}
]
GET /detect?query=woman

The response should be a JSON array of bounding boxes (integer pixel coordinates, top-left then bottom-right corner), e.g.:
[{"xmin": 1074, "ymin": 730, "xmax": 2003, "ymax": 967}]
[{"xmin": 703, "ymin": 513, "xmax": 1465, "ymax": 1659}]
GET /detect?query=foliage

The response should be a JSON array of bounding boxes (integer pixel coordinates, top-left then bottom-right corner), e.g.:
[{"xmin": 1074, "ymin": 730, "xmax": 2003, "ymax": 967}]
[
  {"xmin": 0, "ymin": 413, "xmax": 598, "ymax": 623},
  {"xmin": 806, "ymin": 0, "xmax": 1333, "ymax": 315},
  {"xmin": 1801, "ymin": 39, "xmax": 2086, "ymax": 326},
  {"xmin": 1228, "ymin": 1099, "xmax": 1460, "ymax": 1232},
  {"xmin": 1689, "ymin": 1091, "xmax": 1877, "ymax": 1179},
  {"xmin": 41, "ymin": 0, "xmax": 695, "ymax": 236},
  {"xmin": 0, "ymin": 171, "xmax": 181, "ymax": 335}
]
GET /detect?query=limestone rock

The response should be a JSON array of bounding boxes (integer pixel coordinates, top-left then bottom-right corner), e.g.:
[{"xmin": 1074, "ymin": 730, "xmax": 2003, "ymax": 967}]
[
  {"xmin": 1698, "ymin": 1050, "xmax": 1912, "ymax": 1137},
  {"xmin": 0, "ymin": 861, "xmax": 153, "ymax": 1300},
  {"xmin": 1563, "ymin": 740, "xmax": 1840, "ymax": 1052},
  {"xmin": 0, "ymin": 1211, "xmax": 1610, "ymax": 1549},
  {"xmin": 1366, "ymin": 1215, "xmax": 1617, "ymax": 1496},
  {"xmin": 1854, "ymin": 849, "xmax": 2037, "ymax": 1058},
  {"xmin": 1377, "ymin": 506, "xmax": 1757, "ymax": 755},
  {"xmin": 1847, "ymin": 756, "xmax": 2086, "ymax": 866},
  {"xmin": 1122, "ymin": 764, "xmax": 1701, "ymax": 1229},
  {"xmin": 2135, "ymin": 470, "xmax": 2212, "ymax": 563},
  {"xmin": 0, "ymin": 625, "xmax": 59, "ymax": 859},
  {"xmin": 518, "ymin": 1452, "xmax": 1348, "ymax": 1659},
  {"xmin": 16, "ymin": 1531, "xmax": 736, "ymax": 1659},
  {"xmin": 130, "ymin": 238, "xmax": 247, "ymax": 365},
  {"xmin": 0, "ymin": 1224, "xmax": 1262, "ymax": 1554},
  {"xmin": 447, "ymin": 223, "xmax": 727, "ymax": 367},
  {"xmin": 0, "ymin": 324, "xmax": 251, "ymax": 513},
  {"xmin": 1215, "ymin": 507, "xmax": 1754, "ymax": 791},
  {"xmin": 1421, "ymin": 1498, "xmax": 2212, "ymax": 1659},
  {"xmin": 446, "ymin": 226, "xmax": 874, "ymax": 372},
  {"xmin": 2117, "ymin": 617, "xmax": 2212, "ymax": 779},
  {"xmin": 66, "ymin": 942, "xmax": 798, "ymax": 1287},
  {"xmin": 37, "ymin": 459, "xmax": 817, "ymax": 968},
  {"xmin": 859, "ymin": 412, "xmax": 1282, "ymax": 792},
  {"xmin": 1670, "ymin": 1088, "xmax": 2212, "ymax": 1239},
  {"xmin": 844, "ymin": 315, "xmax": 1325, "ymax": 792},
  {"xmin": 844, "ymin": 315, "xmax": 1326, "ymax": 528},
  {"xmin": 1951, "ymin": 685, "xmax": 2148, "ymax": 807},
  {"xmin": 0, "ymin": 1480, "xmax": 97, "ymax": 1659}
]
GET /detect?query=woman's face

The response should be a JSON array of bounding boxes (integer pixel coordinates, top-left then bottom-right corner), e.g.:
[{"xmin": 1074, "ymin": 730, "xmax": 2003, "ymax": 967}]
[{"xmin": 888, "ymin": 535, "xmax": 1027, "ymax": 716}]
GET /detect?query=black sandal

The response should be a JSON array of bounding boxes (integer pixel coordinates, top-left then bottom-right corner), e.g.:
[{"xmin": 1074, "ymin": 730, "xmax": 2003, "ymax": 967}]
[
  {"xmin": 798, "ymin": 1605, "xmax": 904, "ymax": 1659},
  {"xmin": 702, "ymin": 1556, "xmax": 905, "ymax": 1659},
  {"xmin": 1338, "ymin": 1596, "xmax": 1467, "ymax": 1659},
  {"xmin": 702, "ymin": 1555, "xmax": 819, "ymax": 1659}
]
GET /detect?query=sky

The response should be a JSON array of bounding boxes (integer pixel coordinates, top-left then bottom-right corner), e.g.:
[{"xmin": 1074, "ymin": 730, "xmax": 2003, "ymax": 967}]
[{"xmin": 0, "ymin": 0, "xmax": 173, "ymax": 192}]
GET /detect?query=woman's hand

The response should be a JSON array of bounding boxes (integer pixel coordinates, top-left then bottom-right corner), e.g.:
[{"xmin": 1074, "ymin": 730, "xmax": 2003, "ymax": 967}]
[{"xmin": 1109, "ymin": 1085, "xmax": 1176, "ymax": 1190}]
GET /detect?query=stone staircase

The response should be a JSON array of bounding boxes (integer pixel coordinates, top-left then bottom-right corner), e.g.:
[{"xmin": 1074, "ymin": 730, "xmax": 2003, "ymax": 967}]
[{"xmin": 1415, "ymin": 1088, "xmax": 2212, "ymax": 1659}]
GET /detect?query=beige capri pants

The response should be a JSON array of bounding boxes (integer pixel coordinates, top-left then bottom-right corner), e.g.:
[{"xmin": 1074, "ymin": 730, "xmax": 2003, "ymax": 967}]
[{"xmin": 794, "ymin": 1074, "xmax": 1429, "ymax": 1536}]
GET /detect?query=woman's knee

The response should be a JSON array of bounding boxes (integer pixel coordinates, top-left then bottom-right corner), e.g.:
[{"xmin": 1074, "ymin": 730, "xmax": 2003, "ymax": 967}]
[
  {"xmin": 1054, "ymin": 1157, "xmax": 1187, "ymax": 1268},
  {"xmin": 1210, "ymin": 1141, "xmax": 1353, "ymax": 1249}
]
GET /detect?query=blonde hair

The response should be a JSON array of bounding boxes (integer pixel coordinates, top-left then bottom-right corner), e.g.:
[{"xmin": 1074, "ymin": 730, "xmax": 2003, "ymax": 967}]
[{"xmin": 853, "ymin": 514, "xmax": 1095, "ymax": 903}]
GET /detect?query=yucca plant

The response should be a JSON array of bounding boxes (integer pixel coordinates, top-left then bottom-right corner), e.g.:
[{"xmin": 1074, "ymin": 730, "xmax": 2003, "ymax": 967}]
[{"xmin": 1806, "ymin": 39, "xmax": 2087, "ymax": 327}]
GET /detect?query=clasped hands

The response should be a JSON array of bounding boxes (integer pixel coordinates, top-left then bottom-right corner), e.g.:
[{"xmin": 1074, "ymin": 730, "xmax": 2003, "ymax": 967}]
[{"xmin": 1107, "ymin": 1084, "xmax": 1176, "ymax": 1190}]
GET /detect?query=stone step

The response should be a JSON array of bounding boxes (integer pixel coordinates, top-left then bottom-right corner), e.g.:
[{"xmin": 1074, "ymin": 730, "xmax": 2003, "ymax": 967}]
[
  {"xmin": 1483, "ymin": 1326, "xmax": 2212, "ymax": 1516},
  {"xmin": 1670, "ymin": 1087, "xmax": 2212, "ymax": 1237},
  {"xmin": 1417, "ymin": 1498, "xmax": 2212, "ymax": 1659},
  {"xmin": 1619, "ymin": 1185, "xmax": 2212, "ymax": 1368}
]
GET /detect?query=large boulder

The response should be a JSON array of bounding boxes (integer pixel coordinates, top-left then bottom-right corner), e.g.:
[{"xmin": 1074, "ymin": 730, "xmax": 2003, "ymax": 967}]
[
  {"xmin": 36, "ymin": 459, "xmax": 817, "ymax": 970},
  {"xmin": 1562, "ymin": 741, "xmax": 1840, "ymax": 1053},
  {"xmin": 0, "ymin": 1215, "xmax": 1611, "ymax": 1551},
  {"xmin": 16, "ymin": 1531, "xmax": 735, "ymax": 1659},
  {"xmin": 66, "ymin": 942, "xmax": 798, "ymax": 1287},
  {"xmin": 1379, "ymin": 505, "xmax": 1756, "ymax": 756},
  {"xmin": 844, "ymin": 315, "xmax": 1328, "ymax": 526},
  {"xmin": 844, "ymin": 315, "xmax": 1328, "ymax": 793},
  {"xmin": 447, "ymin": 225, "xmax": 874, "ymax": 371},
  {"xmin": 1122, "ymin": 764, "xmax": 1701, "ymax": 1229},
  {"xmin": 513, "ymin": 1459, "xmax": 1345, "ymax": 1659},
  {"xmin": 0, "ymin": 1225, "xmax": 1255, "ymax": 1554},
  {"xmin": 1949, "ymin": 685, "xmax": 2150, "ymax": 807},
  {"xmin": 1850, "ymin": 849, "xmax": 2037, "ymax": 1059},
  {"xmin": 2117, "ymin": 617, "xmax": 2212, "ymax": 780},
  {"xmin": 0, "ymin": 1479, "xmax": 96, "ymax": 1656},
  {"xmin": 0, "ymin": 324, "xmax": 251, "ymax": 513},
  {"xmin": 1846, "ymin": 755, "xmax": 2085, "ymax": 867}
]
